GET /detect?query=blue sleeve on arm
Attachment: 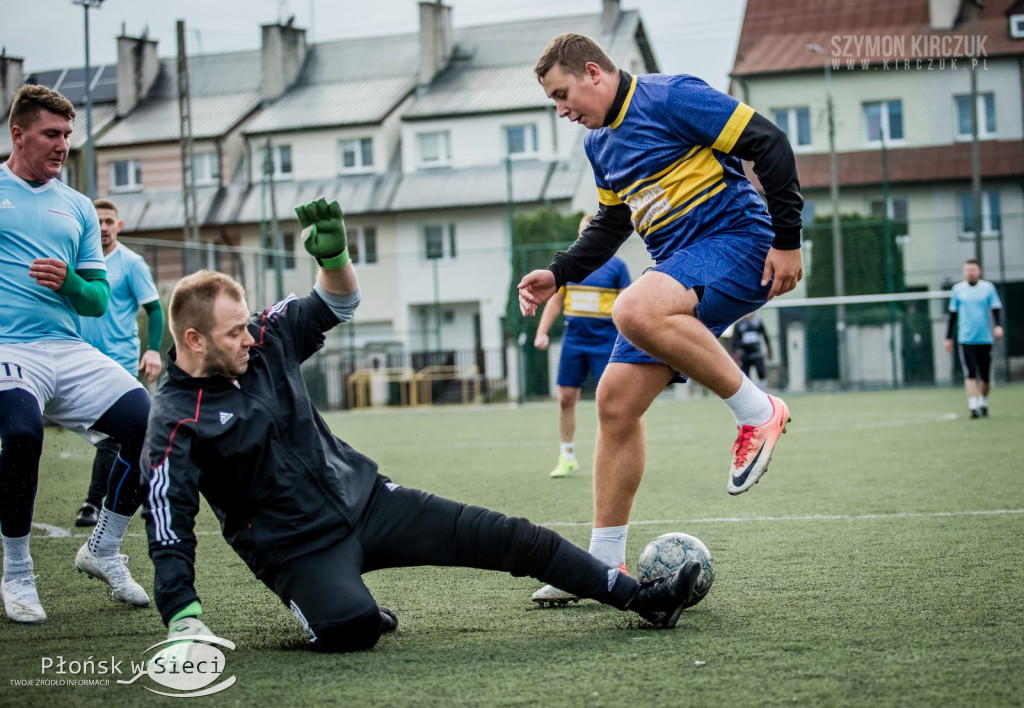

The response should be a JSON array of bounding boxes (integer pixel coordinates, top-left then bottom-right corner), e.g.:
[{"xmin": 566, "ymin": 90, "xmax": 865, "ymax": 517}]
[{"xmin": 313, "ymin": 283, "xmax": 361, "ymax": 324}]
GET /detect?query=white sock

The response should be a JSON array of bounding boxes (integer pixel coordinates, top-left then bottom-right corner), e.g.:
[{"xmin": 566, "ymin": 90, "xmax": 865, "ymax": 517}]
[
  {"xmin": 560, "ymin": 442, "xmax": 575, "ymax": 460},
  {"xmin": 2, "ymin": 534, "xmax": 33, "ymax": 580},
  {"xmin": 88, "ymin": 508, "xmax": 133, "ymax": 558},
  {"xmin": 969, "ymin": 396, "xmax": 979, "ymax": 410},
  {"xmin": 724, "ymin": 376, "xmax": 774, "ymax": 427},
  {"xmin": 979, "ymin": 396, "xmax": 988, "ymax": 408},
  {"xmin": 588, "ymin": 525, "xmax": 628, "ymax": 568}
]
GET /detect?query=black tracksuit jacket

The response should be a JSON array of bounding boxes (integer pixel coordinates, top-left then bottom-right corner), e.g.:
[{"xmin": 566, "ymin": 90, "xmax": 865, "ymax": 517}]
[{"xmin": 141, "ymin": 291, "xmax": 379, "ymax": 624}]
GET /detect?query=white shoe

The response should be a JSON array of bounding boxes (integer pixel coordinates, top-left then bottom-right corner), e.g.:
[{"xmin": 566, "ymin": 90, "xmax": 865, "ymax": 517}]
[
  {"xmin": 2, "ymin": 575, "xmax": 47, "ymax": 623},
  {"xmin": 75, "ymin": 544, "xmax": 150, "ymax": 607},
  {"xmin": 531, "ymin": 583, "xmax": 580, "ymax": 607}
]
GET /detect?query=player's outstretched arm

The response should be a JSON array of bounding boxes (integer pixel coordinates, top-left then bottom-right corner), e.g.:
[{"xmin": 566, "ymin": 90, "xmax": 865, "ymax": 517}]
[{"xmin": 534, "ymin": 289, "xmax": 565, "ymax": 349}]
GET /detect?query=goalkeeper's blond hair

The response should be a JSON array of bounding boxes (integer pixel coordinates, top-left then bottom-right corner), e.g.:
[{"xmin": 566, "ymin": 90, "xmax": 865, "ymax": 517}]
[{"xmin": 169, "ymin": 270, "xmax": 246, "ymax": 344}]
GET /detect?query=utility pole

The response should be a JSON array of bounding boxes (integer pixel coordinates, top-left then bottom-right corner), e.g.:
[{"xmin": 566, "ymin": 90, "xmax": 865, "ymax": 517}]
[
  {"xmin": 807, "ymin": 43, "xmax": 846, "ymax": 387},
  {"xmin": 177, "ymin": 20, "xmax": 200, "ymax": 273},
  {"xmin": 73, "ymin": 0, "xmax": 103, "ymax": 198},
  {"xmin": 968, "ymin": 0, "xmax": 984, "ymax": 266}
]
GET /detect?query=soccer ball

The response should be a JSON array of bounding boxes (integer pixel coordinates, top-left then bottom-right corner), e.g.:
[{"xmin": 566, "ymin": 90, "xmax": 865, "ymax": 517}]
[{"xmin": 637, "ymin": 532, "xmax": 715, "ymax": 602}]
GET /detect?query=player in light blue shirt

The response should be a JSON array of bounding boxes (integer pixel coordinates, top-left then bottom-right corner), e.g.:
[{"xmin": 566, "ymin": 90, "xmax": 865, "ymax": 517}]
[
  {"xmin": 945, "ymin": 259, "xmax": 1004, "ymax": 418},
  {"xmin": 75, "ymin": 198, "xmax": 164, "ymax": 527},
  {"xmin": 0, "ymin": 86, "xmax": 152, "ymax": 624}
]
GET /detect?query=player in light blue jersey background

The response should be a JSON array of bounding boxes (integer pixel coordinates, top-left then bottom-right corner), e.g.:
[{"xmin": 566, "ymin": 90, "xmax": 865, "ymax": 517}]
[
  {"xmin": 945, "ymin": 259, "xmax": 1004, "ymax": 418},
  {"xmin": 75, "ymin": 198, "xmax": 164, "ymax": 527},
  {"xmin": 0, "ymin": 86, "xmax": 151, "ymax": 625}
]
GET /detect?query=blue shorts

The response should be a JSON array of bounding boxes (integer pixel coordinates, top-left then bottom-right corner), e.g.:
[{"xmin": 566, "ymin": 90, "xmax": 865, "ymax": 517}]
[
  {"xmin": 557, "ymin": 336, "xmax": 616, "ymax": 388},
  {"xmin": 609, "ymin": 231, "xmax": 773, "ymax": 381}
]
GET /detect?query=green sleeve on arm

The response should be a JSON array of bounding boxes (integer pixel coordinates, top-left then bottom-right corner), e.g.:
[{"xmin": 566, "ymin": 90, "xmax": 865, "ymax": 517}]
[
  {"xmin": 57, "ymin": 267, "xmax": 110, "ymax": 317},
  {"xmin": 143, "ymin": 299, "xmax": 165, "ymax": 352},
  {"xmin": 170, "ymin": 601, "xmax": 203, "ymax": 623}
]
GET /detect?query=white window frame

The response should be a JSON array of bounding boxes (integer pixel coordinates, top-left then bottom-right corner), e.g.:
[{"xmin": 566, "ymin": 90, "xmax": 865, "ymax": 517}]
[
  {"xmin": 954, "ymin": 93, "xmax": 996, "ymax": 140},
  {"xmin": 261, "ymin": 144, "xmax": 293, "ymax": 180},
  {"xmin": 423, "ymin": 223, "xmax": 456, "ymax": 261},
  {"xmin": 505, "ymin": 123, "xmax": 539, "ymax": 158},
  {"xmin": 771, "ymin": 107, "xmax": 812, "ymax": 150},
  {"xmin": 192, "ymin": 152, "xmax": 220, "ymax": 186},
  {"xmin": 264, "ymin": 232, "xmax": 296, "ymax": 272},
  {"xmin": 863, "ymin": 100, "xmax": 904, "ymax": 146},
  {"xmin": 959, "ymin": 191, "xmax": 1002, "ymax": 239},
  {"xmin": 110, "ymin": 159, "xmax": 142, "ymax": 192},
  {"xmin": 349, "ymin": 225, "xmax": 378, "ymax": 267},
  {"xmin": 417, "ymin": 131, "xmax": 451, "ymax": 168},
  {"xmin": 339, "ymin": 137, "xmax": 374, "ymax": 174}
]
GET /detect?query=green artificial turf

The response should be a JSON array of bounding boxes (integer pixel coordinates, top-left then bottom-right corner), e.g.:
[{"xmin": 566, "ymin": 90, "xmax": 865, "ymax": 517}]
[{"xmin": 2, "ymin": 384, "xmax": 1022, "ymax": 706}]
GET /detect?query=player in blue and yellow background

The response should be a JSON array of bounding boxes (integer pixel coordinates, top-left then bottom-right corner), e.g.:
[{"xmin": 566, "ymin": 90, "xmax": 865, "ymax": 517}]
[
  {"xmin": 534, "ymin": 215, "xmax": 631, "ymax": 479},
  {"xmin": 75, "ymin": 197, "xmax": 164, "ymax": 528},
  {"xmin": 945, "ymin": 259, "xmax": 1004, "ymax": 418},
  {"xmin": 519, "ymin": 33, "xmax": 803, "ymax": 598}
]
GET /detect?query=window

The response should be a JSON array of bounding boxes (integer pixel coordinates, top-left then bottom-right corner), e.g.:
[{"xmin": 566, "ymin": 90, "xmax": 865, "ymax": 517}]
[
  {"xmin": 261, "ymin": 144, "xmax": 293, "ymax": 179},
  {"xmin": 417, "ymin": 131, "xmax": 450, "ymax": 167},
  {"xmin": 339, "ymin": 137, "xmax": 374, "ymax": 173},
  {"xmin": 505, "ymin": 124, "xmax": 538, "ymax": 157},
  {"xmin": 960, "ymin": 191, "xmax": 1002, "ymax": 237},
  {"xmin": 111, "ymin": 159, "xmax": 142, "ymax": 192},
  {"xmin": 424, "ymin": 223, "xmax": 456, "ymax": 260},
  {"xmin": 771, "ymin": 107, "xmax": 812, "ymax": 148},
  {"xmin": 349, "ymin": 226, "xmax": 378, "ymax": 266},
  {"xmin": 192, "ymin": 153, "xmax": 220, "ymax": 186},
  {"xmin": 864, "ymin": 100, "xmax": 904, "ymax": 144},
  {"xmin": 869, "ymin": 196, "xmax": 908, "ymax": 224},
  {"xmin": 955, "ymin": 93, "xmax": 996, "ymax": 139},
  {"xmin": 263, "ymin": 232, "xmax": 296, "ymax": 271}
]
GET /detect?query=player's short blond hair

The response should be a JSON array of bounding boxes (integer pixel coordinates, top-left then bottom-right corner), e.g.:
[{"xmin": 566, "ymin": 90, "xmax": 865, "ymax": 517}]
[
  {"xmin": 170, "ymin": 270, "xmax": 246, "ymax": 343},
  {"xmin": 534, "ymin": 33, "xmax": 617, "ymax": 80},
  {"xmin": 8, "ymin": 84, "xmax": 75, "ymax": 130},
  {"xmin": 93, "ymin": 198, "xmax": 119, "ymax": 215}
]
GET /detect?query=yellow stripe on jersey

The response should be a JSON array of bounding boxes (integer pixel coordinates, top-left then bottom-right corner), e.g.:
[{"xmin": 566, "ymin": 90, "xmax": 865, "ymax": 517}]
[
  {"xmin": 563, "ymin": 284, "xmax": 620, "ymax": 319},
  {"xmin": 622, "ymin": 146, "xmax": 725, "ymax": 237},
  {"xmin": 608, "ymin": 75, "xmax": 638, "ymax": 130},
  {"xmin": 597, "ymin": 187, "xmax": 623, "ymax": 206},
  {"xmin": 711, "ymin": 102, "xmax": 754, "ymax": 154}
]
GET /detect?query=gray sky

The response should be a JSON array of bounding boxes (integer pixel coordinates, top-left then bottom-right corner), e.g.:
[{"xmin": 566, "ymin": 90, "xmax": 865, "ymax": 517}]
[{"xmin": 5, "ymin": 0, "xmax": 746, "ymax": 90}]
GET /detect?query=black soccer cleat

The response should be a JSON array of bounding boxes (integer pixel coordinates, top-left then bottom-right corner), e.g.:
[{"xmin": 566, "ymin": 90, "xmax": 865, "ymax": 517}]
[
  {"xmin": 980, "ymin": 406, "xmax": 988, "ymax": 417},
  {"xmin": 75, "ymin": 503, "xmax": 99, "ymax": 527},
  {"xmin": 379, "ymin": 607, "xmax": 398, "ymax": 634},
  {"xmin": 970, "ymin": 409, "xmax": 980, "ymax": 419},
  {"xmin": 627, "ymin": 560, "xmax": 703, "ymax": 629}
]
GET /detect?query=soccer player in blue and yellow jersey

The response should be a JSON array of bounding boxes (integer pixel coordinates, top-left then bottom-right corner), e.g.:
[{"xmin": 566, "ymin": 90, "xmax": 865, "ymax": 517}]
[
  {"xmin": 945, "ymin": 259, "xmax": 1004, "ymax": 418},
  {"xmin": 519, "ymin": 34, "xmax": 801, "ymax": 585},
  {"xmin": 0, "ymin": 86, "xmax": 151, "ymax": 624},
  {"xmin": 74, "ymin": 198, "xmax": 164, "ymax": 528},
  {"xmin": 534, "ymin": 215, "xmax": 631, "ymax": 480}
]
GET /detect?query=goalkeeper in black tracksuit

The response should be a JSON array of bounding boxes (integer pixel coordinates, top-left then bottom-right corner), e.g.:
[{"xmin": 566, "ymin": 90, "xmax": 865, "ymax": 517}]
[{"xmin": 140, "ymin": 198, "xmax": 703, "ymax": 653}]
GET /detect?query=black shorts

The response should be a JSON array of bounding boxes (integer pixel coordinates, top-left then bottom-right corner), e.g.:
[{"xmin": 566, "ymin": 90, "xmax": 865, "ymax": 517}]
[
  {"xmin": 958, "ymin": 343, "xmax": 992, "ymax": 382},
  {"xmin": 740, "ymin": 354, "xmax": 766, "ymax": 380}
]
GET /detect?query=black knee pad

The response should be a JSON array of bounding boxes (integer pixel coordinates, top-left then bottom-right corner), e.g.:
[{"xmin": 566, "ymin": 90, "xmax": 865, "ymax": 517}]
[{"xmin": 309, "ymin": 608, "xmax": 384, "ymax": 653}]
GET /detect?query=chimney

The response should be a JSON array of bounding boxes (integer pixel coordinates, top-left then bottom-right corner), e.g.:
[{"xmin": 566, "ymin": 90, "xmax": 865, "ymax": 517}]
[
  {"xmin": 116, "ymin": 33, "xmax": 159, "ymax": 116},
  {"xmin": 418, "ymin": 1, "xmax": 453, "ymax": 87},
  {"xmin": 1, "ymin": 51, "xmax": 24, "ymax": 112},
  {"xmin": 261, "ymin": 20, "xmax": 307, "ymax": 102},
  {"xmin": 602, "ymin": 0, "xmax": 620, "ymax": 33},
  {"xmin": 928, "ymin": 0, "xmax": 961, "ymax": 29}
]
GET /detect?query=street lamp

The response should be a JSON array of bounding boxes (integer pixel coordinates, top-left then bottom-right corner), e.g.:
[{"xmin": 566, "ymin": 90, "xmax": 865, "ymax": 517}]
[
  {"xmin": 73, "ymin": 0, "xmax": 103, "ymax": 198},
  {"xmin": 806, "ymin": 42, "xmax": 847, "ymax": 387}
]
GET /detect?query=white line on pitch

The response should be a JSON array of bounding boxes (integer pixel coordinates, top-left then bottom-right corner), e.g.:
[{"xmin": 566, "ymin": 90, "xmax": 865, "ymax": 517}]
[{"xmin": 540, "ymin": 508, "xmax": 1024, "ymax": 528}]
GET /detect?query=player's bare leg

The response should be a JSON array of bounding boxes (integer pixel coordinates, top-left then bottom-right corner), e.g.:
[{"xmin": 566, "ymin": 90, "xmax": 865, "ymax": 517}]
[
  {"xmin": 613, "ymin": 271, "xmax": 789, "ymax": 496},
  {"xmin": 551, "ymin": 386, "xmax": 581, "ymax": 478}
]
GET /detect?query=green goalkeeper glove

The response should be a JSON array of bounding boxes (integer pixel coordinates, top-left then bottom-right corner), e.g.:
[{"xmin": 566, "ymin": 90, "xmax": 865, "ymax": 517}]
[
  {"xmin": 167, "ymin": 601, "xmax": 211, "ymax": 641},
  {"xmin": 295, "ymin": 197, "xmax": 349, "ymax": 269},
  {"xmin": 148, "ymin": 602, "xmax": 214, "ymax": 671}
]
